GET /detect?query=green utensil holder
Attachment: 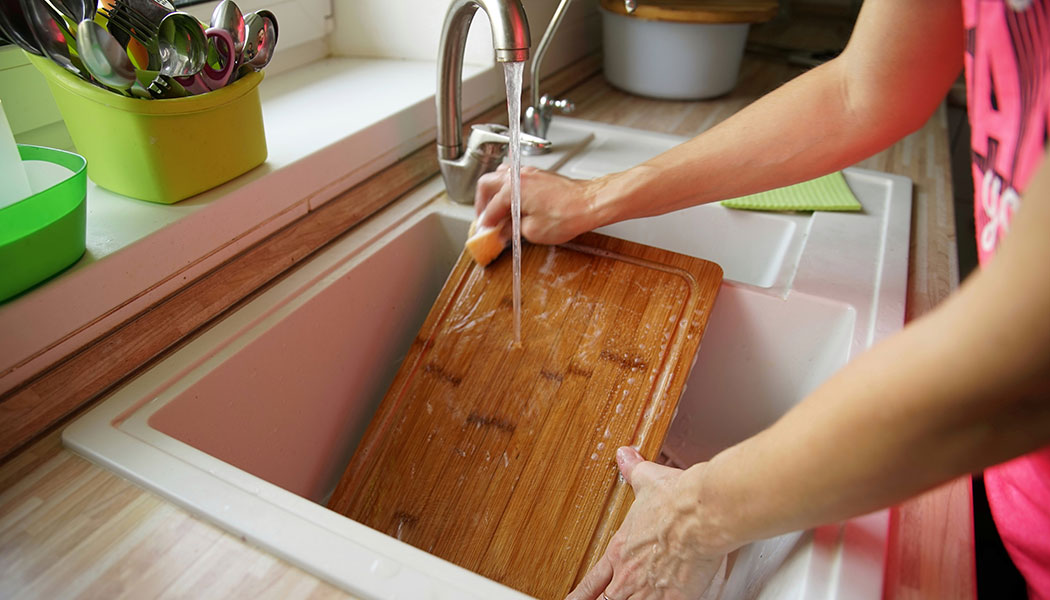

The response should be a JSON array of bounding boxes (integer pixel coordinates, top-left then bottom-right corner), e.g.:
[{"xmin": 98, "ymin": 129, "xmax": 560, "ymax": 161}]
[
  {"xmin": 0, "ymin": 145, "xmax": 88, "ymax": 302},
  {"xmin": 27, "ymin": 54, "xmax": 267, "ymax": 204}
]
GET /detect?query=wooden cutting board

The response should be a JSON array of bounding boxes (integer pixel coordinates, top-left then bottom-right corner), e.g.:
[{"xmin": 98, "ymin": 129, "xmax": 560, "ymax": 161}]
[{"xmin": 327, "ymin": 232, "xmax": 722, "ymax": 599}]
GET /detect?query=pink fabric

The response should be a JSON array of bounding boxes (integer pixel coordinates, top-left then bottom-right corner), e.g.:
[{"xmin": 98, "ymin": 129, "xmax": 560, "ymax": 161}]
[
  {"xmin": 963, "ymin": 0, "xmax": 1050, "ymax": 266},
  {"xmin": 963, "ymin": 0, "xmax": 1050, "ymax": 597},
  {"xmin": 985, "ymin": 448, "xmax": 1050, "ymax": 600}
]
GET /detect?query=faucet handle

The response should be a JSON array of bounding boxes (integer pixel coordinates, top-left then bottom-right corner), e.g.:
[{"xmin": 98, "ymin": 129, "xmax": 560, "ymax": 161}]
[
  {"xmin": 544, "ymin": 95, "xmax": 575, "ymax": 114},
  {"xmin": 467, "ymin": 123, "xmax": 551, "ymax": 156},
  {"xmin": 522, "ymin": 94, "xmax": 573, "ymax": 142},
  {"xmin": 438, "ymin": 124, "xmax": 551, "ymax": 205},
  {"xmin": 466, "ymin": 122, "xmax": 550, "ymax": 186}
]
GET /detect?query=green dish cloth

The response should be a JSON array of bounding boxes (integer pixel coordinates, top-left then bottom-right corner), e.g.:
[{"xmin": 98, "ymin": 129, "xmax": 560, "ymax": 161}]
[{"xmin": 721, "ymin": 171, "xmax": 862, "ymax": 212}]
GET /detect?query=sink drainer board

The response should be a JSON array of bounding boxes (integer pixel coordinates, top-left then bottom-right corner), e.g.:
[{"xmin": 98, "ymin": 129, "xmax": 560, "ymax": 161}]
[{"xmin": 326, "ymin": 232, "xmax": 722, "ymax": 599}]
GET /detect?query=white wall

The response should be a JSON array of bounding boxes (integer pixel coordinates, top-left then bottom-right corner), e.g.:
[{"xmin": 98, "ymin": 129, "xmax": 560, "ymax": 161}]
[{"xmin": 331, "ymin": 0, "xmax": 600, "ymax": 74}]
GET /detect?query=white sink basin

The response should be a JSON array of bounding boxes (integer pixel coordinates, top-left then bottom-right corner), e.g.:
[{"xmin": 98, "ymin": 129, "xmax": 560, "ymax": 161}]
[{"xmin": 64, "ymin": 118, "xmax": 912, "ymax": 600}]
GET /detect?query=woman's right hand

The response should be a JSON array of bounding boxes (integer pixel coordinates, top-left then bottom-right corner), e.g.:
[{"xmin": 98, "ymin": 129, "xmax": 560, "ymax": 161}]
[{"xmin": 474, "ymin": 164, "xmax": 604, "ymax": 245}]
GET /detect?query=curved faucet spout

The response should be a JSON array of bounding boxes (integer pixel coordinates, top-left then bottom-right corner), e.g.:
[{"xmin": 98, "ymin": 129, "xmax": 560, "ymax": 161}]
[{"xmin": 436, "ymin": 0, "xmax": 532, "ymax": 204}]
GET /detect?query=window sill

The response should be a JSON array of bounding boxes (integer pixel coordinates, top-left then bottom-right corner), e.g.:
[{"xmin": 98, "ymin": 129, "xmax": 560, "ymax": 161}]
[{"xmin": 0, "ymin": 56, "xmax": 505, "ymax": 394}]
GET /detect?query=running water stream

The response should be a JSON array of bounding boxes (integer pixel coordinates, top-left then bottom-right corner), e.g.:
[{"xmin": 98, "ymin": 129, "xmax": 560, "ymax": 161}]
[{"xmin": 504, "ymin": 62, "xmax": 524, "ymax": 347}]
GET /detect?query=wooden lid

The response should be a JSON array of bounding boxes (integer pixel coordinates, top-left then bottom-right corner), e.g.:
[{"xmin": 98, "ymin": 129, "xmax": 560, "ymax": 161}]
[{"xmin": 599, "ymin": 0, "xmax": 779, "ymax": 24}]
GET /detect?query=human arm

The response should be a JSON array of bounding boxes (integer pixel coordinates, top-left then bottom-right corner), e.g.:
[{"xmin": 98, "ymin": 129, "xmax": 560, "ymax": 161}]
[
  {"xmin": 476, "ymin": 0, "xmax": 964, "ymax": 244},
  {"xmin": 567, "ymin": 144, "xmax": 1050, "ymax": 600}
]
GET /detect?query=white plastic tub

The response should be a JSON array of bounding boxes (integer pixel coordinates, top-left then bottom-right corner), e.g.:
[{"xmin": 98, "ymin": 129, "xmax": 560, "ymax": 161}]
[{"xmin": 601, "ymin": 7, "xmax": 750, "ymax": 99}]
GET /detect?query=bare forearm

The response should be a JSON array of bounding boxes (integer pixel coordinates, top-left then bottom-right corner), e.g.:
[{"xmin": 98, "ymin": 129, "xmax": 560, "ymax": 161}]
[
  {"xmin": 590, "ymin": 62, "xmax": 888, "ymax": 224},
  {"xmin": 586, "ymin": 0, "xmax": 964, "ymax": 228},
  {"xmin": 693, "ymin": 160, "xmax": 1050, "ymax": 549},
  {"xmin": 700, "ymin": 307, "xmax": 1049, "ymax": 548}
]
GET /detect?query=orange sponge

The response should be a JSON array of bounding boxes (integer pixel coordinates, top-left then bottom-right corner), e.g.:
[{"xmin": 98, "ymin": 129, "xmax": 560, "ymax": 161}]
[{"xmin": 465, "ymin": 220, "xmax": 507, "ymax": 267}]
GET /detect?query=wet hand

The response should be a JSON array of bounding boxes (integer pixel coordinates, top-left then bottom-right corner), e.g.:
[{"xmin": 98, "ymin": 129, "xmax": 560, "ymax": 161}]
[
  {"xmin": 566, "ymin": 447, "xmax": 729, "ymax": 600},
  {"xmin": 474, "ymin": 164, "xmax": 599, "ymax": 245}
]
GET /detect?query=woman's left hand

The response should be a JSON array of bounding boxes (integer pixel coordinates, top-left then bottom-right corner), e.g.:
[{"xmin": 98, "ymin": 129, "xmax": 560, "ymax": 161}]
[{"xmin": 566, "ymin": 447, "xmax": 731, "ymax": 600}]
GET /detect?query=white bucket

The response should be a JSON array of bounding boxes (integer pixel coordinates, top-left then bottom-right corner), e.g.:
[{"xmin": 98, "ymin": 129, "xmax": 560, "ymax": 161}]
[{"xmin": 601, "ymin": 7, "xmax": 750, "ymax": 100}]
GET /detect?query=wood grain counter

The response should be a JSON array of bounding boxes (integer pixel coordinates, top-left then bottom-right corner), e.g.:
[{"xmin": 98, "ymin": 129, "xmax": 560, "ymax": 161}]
[{"xmin": 0, "ymin": 38, "xmax": 972, "ymax": 600}]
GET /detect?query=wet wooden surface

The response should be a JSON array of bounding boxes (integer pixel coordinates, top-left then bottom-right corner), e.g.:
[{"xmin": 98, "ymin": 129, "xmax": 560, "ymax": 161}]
[{"xmin": 329, "ymin": 234, "xmax": 722, "ymax": 599}]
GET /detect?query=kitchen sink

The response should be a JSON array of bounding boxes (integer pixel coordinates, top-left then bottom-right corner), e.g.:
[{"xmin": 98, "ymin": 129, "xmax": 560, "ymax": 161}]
[{"xmin": 64, "ymin": 118, "xmax": 911, "ymax": 599}]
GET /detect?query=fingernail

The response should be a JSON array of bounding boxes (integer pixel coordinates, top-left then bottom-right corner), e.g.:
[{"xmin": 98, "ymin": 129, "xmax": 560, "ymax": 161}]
[{"xmin": 620, "ymin": 445, "xmax": 644, "ymax": 464}]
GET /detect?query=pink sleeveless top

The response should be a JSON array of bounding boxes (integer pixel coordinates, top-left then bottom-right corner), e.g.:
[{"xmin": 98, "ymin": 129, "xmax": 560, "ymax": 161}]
[{"xmin": 963, "ymin": 0, "xmax": 1050, "ymax": 597}]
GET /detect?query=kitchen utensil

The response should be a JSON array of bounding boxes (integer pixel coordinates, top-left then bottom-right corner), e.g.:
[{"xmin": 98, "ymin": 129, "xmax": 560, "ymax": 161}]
[
  {"xmin": 209, "ymin": 0, "xmax": 244, "ymax": 54},
  {"xmin": 156, "ymin": 11, "xmax": 206, "ymax": 77},
  {"xmin": 99, "ymin": 0, "xmax": 173, "ymax": 14},
  {"xmin": 99, "ymin": 0, "xmax": 178, "ymax": 71},
  {"xmin": 99, "ymin": 1, "xmax": 160, "ymax": 69},
  {"xmin": 146, "ymin": 72, "xmax": 188, "ymax": 98},
  {"xmin": 0, "ymin": 0, "xmax": 43, "ymax": 54},
  {"xmin": 104, "ymin": 3, "xmax": 206, "ymax": 78},
  {"xmin": 20, "ymin": 0, "xmax": 87, "ymax": 78},
  {"xmin": 173, "ymin": 27, "xmax": 235, "ymax": 95},
  {"xmin": 116, "ymin": 0, "xmax": 170, "ymax": 25},
  {"xmin": 328, "ymin": 233, "xmax": 722, "ymax": 600},
  {"xmin": 76, "ymin": 19, "xmax": 139, "ymax": 95},
  {"xmin": 240, "ymin": 9, "xmax": 275, "ymax": 71},
  {"xmin": 111, "ymin": 71, "xmax": 159, "ymax": 99},
  {"xmin": 51, "ymin": 0, "xmax": 96, "ymax": 23},
  {"xmin": 255, "ymin": 9, "xmax": 277, "ymax": 43}
]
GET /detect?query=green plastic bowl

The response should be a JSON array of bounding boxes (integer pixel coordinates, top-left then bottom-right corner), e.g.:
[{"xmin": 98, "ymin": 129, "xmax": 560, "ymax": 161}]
[
  {"xmin": 0, "ymin": 145, "xmax": 87, "ymax": 302},
  {"xmin": 27, "ymin": 53, "xmax": 267, "ymax": 204}
]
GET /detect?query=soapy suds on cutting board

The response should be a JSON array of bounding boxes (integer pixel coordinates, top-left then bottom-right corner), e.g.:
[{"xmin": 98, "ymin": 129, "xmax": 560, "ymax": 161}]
[{"xmin": 504, "ymin": 62, "xmax": 524, "ymax": 348}]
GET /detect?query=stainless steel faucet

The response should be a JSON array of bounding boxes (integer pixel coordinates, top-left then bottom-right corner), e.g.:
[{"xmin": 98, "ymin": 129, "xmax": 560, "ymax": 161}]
[
  {"xmin": 436, "ymin": 0, "xmax": 548, "ymax": 204},
  {"xmin": 522, "ymin": 0, "xmax": 576, "ymax": 148}
]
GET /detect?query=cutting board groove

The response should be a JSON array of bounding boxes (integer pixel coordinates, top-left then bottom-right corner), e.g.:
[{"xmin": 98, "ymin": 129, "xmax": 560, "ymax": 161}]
[{"xmin": 328, "ymin": 232, "xmax": 722, "ymax": 599}]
